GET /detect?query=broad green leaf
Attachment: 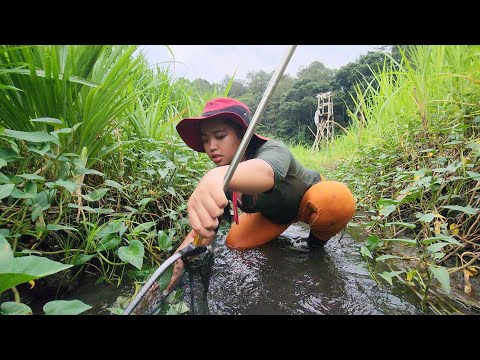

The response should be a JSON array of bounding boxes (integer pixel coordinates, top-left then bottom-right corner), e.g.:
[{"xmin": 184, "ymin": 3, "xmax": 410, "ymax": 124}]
[
  {"xmin": 157, "ymin": 230, "xmax": 172, "ymax": 251},
  {"xmin": 0, "ymin": 235, "xmax": 14, "ymax": 272},
  {"xmin": 376, "ymin": 254, "xmax": 402, "ymax": 262},
  {"xmin": 138, "ymin": 197, "xmax": 153, "ymax": 206},
  {"xmin": 71, "ymin": 254, "xmax": 96, "ymax": 266},
  {"xmin": 0, "ymin": 256, "xmax": 73, "ymax": 294},
  {"xmin": 43, "ymin": 300, "xmax": 92, "ymax": 315},
  {"xmin": 18, "ymin": 173, "xmax": 45, "ymax": 181},
  {"xmin": 51, "ymin": 128, "xmax": 73, "ymax": 135},
  {"xmin": 379, "ymin": 204, "xmax": 396, "ymax": 217},
  {"xmin": 378, "ymin": 270, "xmax": 404, "ymax": 286},
  {"xmin": 132, "ymin": 221, "xmax": 156, "ymax": 235},
  {"xmin": 26, "ymin": 189, "xmax": 55, "ymax": 211},
  {"xmin": 2, "ymin": 129, "xmax": 58, "ymax": 143},
  {"xmin": 46, "ymin": 224, "xmax": 78, "ymax": 232},
  {"xmin": 0, "ymin": 184, "xmax": 15, "ymax": 200},
  {"xmin": 10, "ymin": 189, "xmax": 35, "ymax": 199},
  {"xmin": 0, "ymin": 148, "xmax": 20, "ymax": 161},
  {"xmin": 158, "ymin": 168, "xmax": 169, "ymax": 179},
  {"xmin": 0, "ymin": 172, "xmax": 11, "ymax": 184},
  {"xmin": 165, "ymin": 288, "xmax": 185, "ymax": 304},
  {"xmin": 31, "ymin": 205, "xmax": 44, "ymax": 222},
  {"xmin": 427, "ymin": 242, "xmax": 449, "ymax": 253},
  {"xmin": 142, "ymin": 169, "xmax": 156, "ymax": 176},
  {"xmin": 95, "ymin": 220, "xmax": 128, "ymax": 239},
  {"xmin": 28, "ymin": 143, "xmax": 50, "ymax": 156},
  {"xmin": 429, "ymin": 265, "xmax": 450, "ymax": 294},
  {"xmin": 96, "ymin": 234, "xmax": 121, "ymax": 252},
  {"xmin": 47, "ymin": 179, "xmax": 79, "ymax": 193},
  {"xmin": 77, "ymin": 168, "xmax": 104, "ymax": 176},
  {"xmin": 1, "ymin": 302, "xmax": 32, "ymax": 315},
  {"xmin": 365, "ymin": 234, "xmax": 380, "ymax": 248},
  {"xmin": 466, "ymin": 171, "xmax": 480, "ymax": 181},
  {"xmin": 420, "ymin": 235, "xmax": 461, "ymax": 245},
  {"xmin": 105, "ymin": 179, "xmax": 122, "ymax": 191},
  {"xmin": 107, "ymin": 307, "xmax": 124, "ymax": 315},
  {"xmin": 0, "ymin": 158, "xmax": 6, "ymax": 168},
  {"xmin": 360, "ymin": 246, "xmax": 372, "ymax": 259},
  {"xmin": 440, "ymin": 205, "xmax": 478, "ymax": 216},
  {"xmin": 24, "ymin": 182, "xmax": 37, "ymax": 197},
  {"xmin": 377, "ymin": 198, "xmax": 401, "ymax": 207},
  {"xmin": 416, "ymin": 213, "xmax": 435, "ymax": 223},
  {"xmin": 117, "ymin": 240, "xmax": 144, "ymax": 270},
  {"xmin": 81, "ymin": 188, "xmax": 109, "ymax": 202}
]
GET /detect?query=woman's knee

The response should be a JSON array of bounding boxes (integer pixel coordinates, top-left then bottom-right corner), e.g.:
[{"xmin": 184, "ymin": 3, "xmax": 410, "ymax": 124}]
[{"xmin": 299, "ymin": 181, "xmax": 356, "ymax": 240}]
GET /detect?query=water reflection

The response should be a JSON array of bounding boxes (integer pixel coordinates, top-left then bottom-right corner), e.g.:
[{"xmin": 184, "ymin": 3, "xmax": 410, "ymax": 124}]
[
  {"xmin": 61, "ymin": 222, "xmax": 435, "ymax": 315},
  {"xmin": 182, "ymin": 222, "xmax": 427, "ymax": 315}
]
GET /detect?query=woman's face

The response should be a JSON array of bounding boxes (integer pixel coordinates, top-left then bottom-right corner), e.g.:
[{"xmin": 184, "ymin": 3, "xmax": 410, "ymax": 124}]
[{"xmin": 200, "ymin": 118, "xmax": 243, "ymax": 166}]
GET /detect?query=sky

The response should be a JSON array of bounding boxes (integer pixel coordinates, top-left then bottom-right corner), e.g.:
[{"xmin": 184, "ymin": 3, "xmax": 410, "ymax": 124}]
[{"xmin": 139, "ymin": 45, "xmax": 384, "ymax": 84}]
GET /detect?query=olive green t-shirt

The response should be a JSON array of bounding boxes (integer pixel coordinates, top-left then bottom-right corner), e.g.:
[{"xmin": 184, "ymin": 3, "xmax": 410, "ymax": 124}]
[{"xmin": 239, "ymin": 140, "xmax": 321, "ymax": 224}]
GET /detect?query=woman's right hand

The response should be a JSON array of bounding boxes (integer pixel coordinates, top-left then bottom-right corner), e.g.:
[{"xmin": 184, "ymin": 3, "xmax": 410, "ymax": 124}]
[{"xmin": 187, "ymin": 168, "xmax": 229, "ymax": 239}]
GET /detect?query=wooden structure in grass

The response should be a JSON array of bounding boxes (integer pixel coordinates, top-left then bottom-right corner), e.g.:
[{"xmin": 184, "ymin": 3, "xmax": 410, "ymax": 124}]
[{"xmin": 312, "ymin": 91, "xmax": 334, "ymax": 150}]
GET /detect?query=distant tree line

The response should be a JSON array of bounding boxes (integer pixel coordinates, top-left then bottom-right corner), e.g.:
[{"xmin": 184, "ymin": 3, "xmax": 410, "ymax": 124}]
[{"xmin": 185, "ymin": 45, "xmax": 408, "ymax": 145}]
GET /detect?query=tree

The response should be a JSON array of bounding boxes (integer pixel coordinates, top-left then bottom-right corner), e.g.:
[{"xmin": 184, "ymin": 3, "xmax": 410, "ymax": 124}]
[
  {"xmin": 220, "ymin": 75, "xmax": 247, "ymax": 98},
  {"xmin": 332, "ymin": 49, "xmax": 396, "ymax": 126},
  {"xmin": 297, "ymin": 61, "xmax": 336, "ymax": 83},
  {"xmin": 192, "ymin": 78, "xmax": 214, "ymax": 93}
]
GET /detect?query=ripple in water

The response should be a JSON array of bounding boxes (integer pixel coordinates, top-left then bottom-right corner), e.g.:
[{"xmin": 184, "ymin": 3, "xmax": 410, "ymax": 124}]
[{"xmin": 179, "ymin": 222, "xmax": 427, "ymax": 315}]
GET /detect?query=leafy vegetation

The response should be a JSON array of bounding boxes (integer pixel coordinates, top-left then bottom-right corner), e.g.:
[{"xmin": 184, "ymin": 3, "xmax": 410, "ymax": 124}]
[
  {"xmin": 0, "ymin": 44, "xmax": 478, "ymax": 315},
  {"xmin": 307, "ymin": 45, "xmax": 480, "ymax": 314}
]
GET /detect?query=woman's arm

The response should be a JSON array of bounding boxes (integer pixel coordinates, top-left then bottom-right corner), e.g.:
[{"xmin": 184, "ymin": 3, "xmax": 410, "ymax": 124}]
[
  {"xmin": 188, "ymin": 159, "xmax": 274, "ymax": 239},
  {"xmin": 165, "ymin": 159, "xmax": 274, "ymax": 292}
]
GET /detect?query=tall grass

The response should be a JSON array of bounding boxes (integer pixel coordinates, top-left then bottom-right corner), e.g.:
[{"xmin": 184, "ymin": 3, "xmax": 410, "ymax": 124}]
[
  {"xmin": 316, "ymin": 45, "xmax": 480, "ymax": 312},
  {"xmin": 124, "ymin": 48, "xmax": 234, "ymax": 142},
  {"xmin": 309, "ymin": 45, "xmax": 480, "ymax": 170},
  {"xmin": 0, "ymin": 45, "xmax": 143, "ymax": 169}
]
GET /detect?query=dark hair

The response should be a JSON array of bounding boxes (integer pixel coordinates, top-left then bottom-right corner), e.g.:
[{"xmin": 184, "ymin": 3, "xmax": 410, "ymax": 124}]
[{"xmin": 226, "ymin": 119, "xmax": 259, "ymax": 160}]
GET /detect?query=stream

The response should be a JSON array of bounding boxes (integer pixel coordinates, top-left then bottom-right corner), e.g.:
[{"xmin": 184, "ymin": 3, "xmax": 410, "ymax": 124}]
[{"xmin": 65, "ymin": 222, "xmax": 441, "ymax": 315}]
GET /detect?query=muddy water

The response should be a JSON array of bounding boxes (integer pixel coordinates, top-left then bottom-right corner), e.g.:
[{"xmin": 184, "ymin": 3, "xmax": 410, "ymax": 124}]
[{"xmin": 68, "ymin": 222, "xmax": 433, "ymax": 315}]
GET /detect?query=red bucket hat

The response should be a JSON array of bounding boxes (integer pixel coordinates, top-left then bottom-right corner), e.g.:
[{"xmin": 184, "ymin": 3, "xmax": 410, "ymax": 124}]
[{"xmin": 176, "ymin": 97, "xmax": 269, "ymax": 152}]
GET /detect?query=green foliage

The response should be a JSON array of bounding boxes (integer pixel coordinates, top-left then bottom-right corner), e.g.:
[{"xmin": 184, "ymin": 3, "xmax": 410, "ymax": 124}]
[
  {"xmin": 43, "ymin": 300, "xmax": 92, "ymax": 315},
  {"xmin": 0, "ymin": 45, "xmax": 147, "ymax": 170},
  {"xmin": 0, "ymin": 235, "xmax": 73, "ymax": 294},
  {"xmin": 327, "ymin": 45, "xmax": 480, "ymax": 313}
]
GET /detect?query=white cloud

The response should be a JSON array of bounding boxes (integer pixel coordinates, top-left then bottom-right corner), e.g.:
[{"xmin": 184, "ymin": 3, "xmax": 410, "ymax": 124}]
[{"xmin": 139, "ymin": 45, "xmax": 384, "ymax": 84}]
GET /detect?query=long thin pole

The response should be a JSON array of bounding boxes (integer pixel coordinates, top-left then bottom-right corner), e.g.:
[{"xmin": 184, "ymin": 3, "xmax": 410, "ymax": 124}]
[
  {"xmin": 222, "ymin": 45, "xmax": 297, "ymax": 190},
  {"xmin": 123, "ymin": 45, "xmax": 297, "ymax": 315}
]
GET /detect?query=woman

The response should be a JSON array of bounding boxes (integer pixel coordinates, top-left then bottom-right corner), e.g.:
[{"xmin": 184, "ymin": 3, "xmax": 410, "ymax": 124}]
[{"xmin": 167, "ymin": 97, "xmax": 355, "ymax": 289}]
